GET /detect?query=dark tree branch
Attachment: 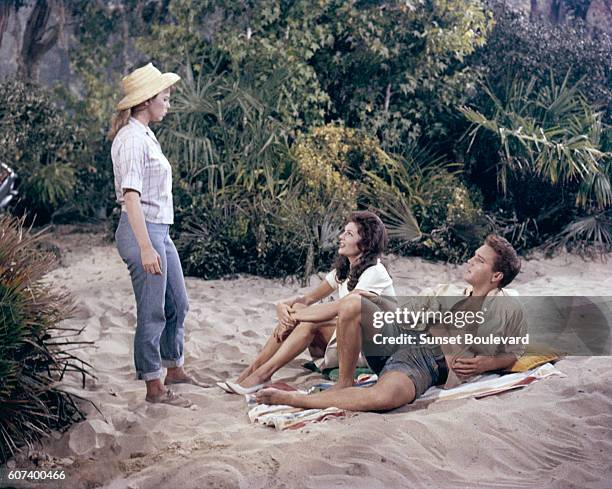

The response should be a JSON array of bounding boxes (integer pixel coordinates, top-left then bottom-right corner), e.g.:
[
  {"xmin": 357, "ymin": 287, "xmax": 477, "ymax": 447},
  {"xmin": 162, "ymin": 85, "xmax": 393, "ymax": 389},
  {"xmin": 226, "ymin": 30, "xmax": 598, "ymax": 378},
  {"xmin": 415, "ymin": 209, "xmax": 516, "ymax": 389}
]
[{"xmin": 17, "ymin": 0, "xmax": 62, "ymax": 81}]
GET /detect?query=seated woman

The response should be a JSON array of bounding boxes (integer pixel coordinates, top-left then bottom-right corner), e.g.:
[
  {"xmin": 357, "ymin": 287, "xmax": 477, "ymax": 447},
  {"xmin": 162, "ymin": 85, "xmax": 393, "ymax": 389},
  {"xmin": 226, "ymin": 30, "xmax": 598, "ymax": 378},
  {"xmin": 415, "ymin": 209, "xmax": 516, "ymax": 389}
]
[{"xmin": 224, "ymin": 211, "xmax": 395, "ymax": 394}]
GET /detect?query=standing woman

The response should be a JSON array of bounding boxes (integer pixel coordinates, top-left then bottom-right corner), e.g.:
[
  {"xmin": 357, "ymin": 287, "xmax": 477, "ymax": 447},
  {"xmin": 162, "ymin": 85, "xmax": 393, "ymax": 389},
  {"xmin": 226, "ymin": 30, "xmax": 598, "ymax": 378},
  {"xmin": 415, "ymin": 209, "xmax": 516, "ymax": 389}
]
[{"xmin": 109, "ymin": 63, "xmax": 195, "ymax": 406}]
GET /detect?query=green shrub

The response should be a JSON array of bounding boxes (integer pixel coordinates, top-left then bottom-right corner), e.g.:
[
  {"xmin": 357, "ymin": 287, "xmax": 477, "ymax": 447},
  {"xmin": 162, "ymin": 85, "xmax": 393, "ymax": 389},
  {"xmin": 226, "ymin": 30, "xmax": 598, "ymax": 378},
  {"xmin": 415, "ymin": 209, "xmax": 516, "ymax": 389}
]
[
  {"xmin": 0, "ymin": 215, "xmax": 93, "ymax": 463},
  {"xmin": 470, "ymin": 5, "xmax": 612, "ymax": 126},
  {"xmin": 161, "ymin": 62, "xmax": 321, "ymax": 280},
  {"xmin": 368, "ymin": 154, "xmax": 489, "ymax": 262},
  {"xmin": 459, "ymin": 73, "xmax": 611, "ymax": 251},
  {"xmin": 416, "ymin": 180, "xmax": 491, "ymax": 262},
  {"xmin": 0, "ymin": 80, "xmax": 110, "ymax": 223}
]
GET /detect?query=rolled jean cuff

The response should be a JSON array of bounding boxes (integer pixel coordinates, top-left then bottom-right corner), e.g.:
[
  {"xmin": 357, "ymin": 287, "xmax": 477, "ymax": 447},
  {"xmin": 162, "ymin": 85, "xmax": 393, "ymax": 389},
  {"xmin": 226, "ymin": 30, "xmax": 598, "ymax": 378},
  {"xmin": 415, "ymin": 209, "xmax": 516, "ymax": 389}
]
[
  {"xmin": 138, "ymin": 368, "xmax": 163, "ymax": 381},
  {"xmin": 162, "ymin": 356, "xmax": 184, "ymax": 368}
]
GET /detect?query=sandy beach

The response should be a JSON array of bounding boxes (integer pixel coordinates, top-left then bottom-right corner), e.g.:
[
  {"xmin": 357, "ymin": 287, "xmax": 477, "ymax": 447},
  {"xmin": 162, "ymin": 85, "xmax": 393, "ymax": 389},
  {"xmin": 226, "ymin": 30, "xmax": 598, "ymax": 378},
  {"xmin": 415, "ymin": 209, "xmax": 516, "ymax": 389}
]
[{"xmin": 12, "ymin": 229, "xmax": 612, "ymax": 489}]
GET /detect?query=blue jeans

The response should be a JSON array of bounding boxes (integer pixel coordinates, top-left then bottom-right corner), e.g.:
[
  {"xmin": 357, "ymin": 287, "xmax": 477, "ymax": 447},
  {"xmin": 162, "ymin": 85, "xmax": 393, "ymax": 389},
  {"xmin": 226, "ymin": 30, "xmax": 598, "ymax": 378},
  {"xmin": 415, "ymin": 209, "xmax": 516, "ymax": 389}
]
[{"xmin": 115, "ymin": 213, "xmax": 189, "ymax": 381}]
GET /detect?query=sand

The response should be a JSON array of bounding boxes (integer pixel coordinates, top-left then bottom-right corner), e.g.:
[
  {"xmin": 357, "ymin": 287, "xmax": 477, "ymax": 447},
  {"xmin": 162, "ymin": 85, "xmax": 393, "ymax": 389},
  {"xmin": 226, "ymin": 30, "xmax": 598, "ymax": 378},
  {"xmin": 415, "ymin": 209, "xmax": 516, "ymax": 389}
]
[{"xmin": 10, "ymin": 229, "xmax": 612, "ymax": 489}]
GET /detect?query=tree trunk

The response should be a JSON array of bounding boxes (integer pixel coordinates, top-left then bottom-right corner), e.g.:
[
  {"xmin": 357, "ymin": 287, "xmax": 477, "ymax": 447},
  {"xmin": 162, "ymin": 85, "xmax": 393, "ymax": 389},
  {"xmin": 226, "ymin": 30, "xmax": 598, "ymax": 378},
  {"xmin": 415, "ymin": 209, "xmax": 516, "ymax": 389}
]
[
  {"xmin": 384, "ymin": 83, "xmax": 391, "ymax": 112},
  {"xmin": 0, "ymin": 1, "xmax": 14, "ymax": 49},
  {"xmin": 529, "ymin": 0, "xmax": 539, "ymax": 21},
  {"xmin": 17, "ymin": 0, "xmax": 60, "ymax": 82}
]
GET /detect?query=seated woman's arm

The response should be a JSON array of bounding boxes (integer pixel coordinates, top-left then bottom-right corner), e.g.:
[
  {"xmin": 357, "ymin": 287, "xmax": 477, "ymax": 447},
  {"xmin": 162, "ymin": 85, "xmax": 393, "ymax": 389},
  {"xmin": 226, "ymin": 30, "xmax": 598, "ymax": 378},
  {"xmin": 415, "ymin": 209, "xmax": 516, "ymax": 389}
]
[
  {"xmin": 289, "ymin": 288, "xmax": 365, "ymax": 324},
  {"xmin": 293, "ymin": 280, "xmax": 336, "ymax": 307},
  {"xmin": 276, "ymin": 280, "xmax": 335, "ymax": 327}
]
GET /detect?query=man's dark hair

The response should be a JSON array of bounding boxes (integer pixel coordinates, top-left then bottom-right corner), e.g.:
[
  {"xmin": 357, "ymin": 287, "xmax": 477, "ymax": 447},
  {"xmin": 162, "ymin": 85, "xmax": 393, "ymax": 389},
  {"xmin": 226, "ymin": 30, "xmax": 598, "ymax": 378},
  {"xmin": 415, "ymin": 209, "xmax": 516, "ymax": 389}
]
[{"xmin": 485, "ymin": 234, "xmax": 521, "ymax": 288}]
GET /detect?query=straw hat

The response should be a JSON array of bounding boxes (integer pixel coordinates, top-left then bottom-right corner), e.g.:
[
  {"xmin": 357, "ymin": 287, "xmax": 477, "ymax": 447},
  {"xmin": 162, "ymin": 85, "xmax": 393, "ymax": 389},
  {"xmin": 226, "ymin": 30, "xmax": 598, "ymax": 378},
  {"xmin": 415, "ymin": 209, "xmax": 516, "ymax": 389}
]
[{"xmin": 117, "ymin": 63, "xmax": 180, "ymax": 111}]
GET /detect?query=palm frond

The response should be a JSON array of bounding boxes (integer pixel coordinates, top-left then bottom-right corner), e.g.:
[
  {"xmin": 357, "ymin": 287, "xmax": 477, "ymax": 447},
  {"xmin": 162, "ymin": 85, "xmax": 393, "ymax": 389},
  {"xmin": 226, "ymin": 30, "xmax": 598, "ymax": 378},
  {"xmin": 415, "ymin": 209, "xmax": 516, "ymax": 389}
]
[
  {"xmin": 0, "ymin": 215, "xmax": 94, "ymax": 463},
  {"xmin": 459, "ymin": 73, "xmax": 612, "ymax": 208}
]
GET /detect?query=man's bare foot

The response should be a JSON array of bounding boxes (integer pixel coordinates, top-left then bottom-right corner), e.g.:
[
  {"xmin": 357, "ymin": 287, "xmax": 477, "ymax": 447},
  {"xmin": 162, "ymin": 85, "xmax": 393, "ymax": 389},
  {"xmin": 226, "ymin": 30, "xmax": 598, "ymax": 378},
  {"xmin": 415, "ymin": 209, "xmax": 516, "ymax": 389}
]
[{"xmin": 256, "ymin": 388, "xmax": 299, "ymax": 406}]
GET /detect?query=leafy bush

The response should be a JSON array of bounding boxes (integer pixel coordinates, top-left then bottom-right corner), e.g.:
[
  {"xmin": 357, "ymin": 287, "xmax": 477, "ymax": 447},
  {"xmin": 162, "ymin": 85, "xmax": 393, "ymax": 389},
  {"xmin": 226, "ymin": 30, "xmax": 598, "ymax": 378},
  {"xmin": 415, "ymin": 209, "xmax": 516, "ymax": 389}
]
[
  {"xmin": 137, "ymin": 0, "xmax": 493, "ymax": 150},
  {"xmin": 309, "ymin": 0, "xmax": 493, "ymax": 150},
  {"xmin": 470, "ymin": 5, "xmax": 612, "ymax": 126},
  {"xmin": 69, "ymin": 1, "xmax": 610, "ymax": 264},
  {"xmin": 363, "ymin": 144, "xmax": 489, "ymax": 261},
  {"xmin": 460, "ymin": 73, "xmax": 612, "ymax": 251},
  {"xmin": 159, "ymin": 62, "xmax": 320, "ymax": 279},
  {"xmin": 0, "ymin": 80, "xmax": 110, "ymax": 223},
  {"xmin": 0, "ymin": 215, "xmax": 93, "ymax": 463}
]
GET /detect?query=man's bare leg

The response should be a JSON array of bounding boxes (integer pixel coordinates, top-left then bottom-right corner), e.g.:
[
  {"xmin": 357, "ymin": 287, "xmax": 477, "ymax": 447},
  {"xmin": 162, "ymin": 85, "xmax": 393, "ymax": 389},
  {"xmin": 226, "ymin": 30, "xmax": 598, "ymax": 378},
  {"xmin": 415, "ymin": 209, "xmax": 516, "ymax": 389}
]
[
  {"xmin": 333, "ymin": 294, "xmax": 362, "ymax": 389},
  {"xmin": 239, "ymin": 322, "xmax": 335, "ymax": 388},
  {"xmin": 256, "ymin": 371, "xmax": 416, "ymax": 412},
  {"xmin": 334, "ymin": 295, "xmax": 387, "ymax": 389}
]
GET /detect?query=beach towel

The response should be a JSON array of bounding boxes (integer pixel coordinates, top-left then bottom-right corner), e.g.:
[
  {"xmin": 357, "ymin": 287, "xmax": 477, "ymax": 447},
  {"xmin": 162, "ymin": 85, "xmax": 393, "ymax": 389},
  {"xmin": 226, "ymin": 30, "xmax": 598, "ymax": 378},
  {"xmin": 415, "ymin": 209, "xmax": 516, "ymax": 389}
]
[
  {"xmin": 247, "ymin": 363, "xmax": 565, "ymax": 431},
  {"xmin": 245, "ymin": 376, "xmax": 376, "ymax": 431},
  {"xmin": 302, "ymin": 361, "xmax": 375, "ymax": 381}
]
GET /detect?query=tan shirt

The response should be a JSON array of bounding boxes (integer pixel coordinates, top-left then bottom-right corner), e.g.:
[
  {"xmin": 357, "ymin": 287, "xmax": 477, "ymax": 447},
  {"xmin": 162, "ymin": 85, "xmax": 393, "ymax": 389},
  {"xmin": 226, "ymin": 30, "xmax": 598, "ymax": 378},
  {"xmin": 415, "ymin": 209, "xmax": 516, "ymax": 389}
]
[{"xmin": 398, "ymin": 284, "xmax": 528, "ymax": 388}]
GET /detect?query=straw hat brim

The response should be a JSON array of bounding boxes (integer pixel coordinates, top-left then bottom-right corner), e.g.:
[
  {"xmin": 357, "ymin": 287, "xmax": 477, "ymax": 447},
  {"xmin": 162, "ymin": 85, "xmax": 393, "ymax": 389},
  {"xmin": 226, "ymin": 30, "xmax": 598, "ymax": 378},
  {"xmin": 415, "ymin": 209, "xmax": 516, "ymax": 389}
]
[{"xmin": 117, "ymin": 73, "xmax": 180, "ymax": 111}]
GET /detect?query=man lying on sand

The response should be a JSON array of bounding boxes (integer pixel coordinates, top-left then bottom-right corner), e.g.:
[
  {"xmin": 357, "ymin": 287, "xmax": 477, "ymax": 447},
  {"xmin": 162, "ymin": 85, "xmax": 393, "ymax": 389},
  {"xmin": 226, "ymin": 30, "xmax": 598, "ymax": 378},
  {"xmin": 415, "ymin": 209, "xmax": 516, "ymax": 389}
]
[{"xmin": 256, "ymin": 235, "xmax": 526, "ymax": 411}]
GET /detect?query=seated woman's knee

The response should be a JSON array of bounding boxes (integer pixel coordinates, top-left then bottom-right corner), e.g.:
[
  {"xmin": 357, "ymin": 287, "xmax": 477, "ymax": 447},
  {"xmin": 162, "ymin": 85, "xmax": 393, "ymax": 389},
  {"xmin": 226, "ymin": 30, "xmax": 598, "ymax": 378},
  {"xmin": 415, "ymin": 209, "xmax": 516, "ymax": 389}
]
[{"xmin": 338, "ymin": 294, "xmax": 362, "ymax": 321}]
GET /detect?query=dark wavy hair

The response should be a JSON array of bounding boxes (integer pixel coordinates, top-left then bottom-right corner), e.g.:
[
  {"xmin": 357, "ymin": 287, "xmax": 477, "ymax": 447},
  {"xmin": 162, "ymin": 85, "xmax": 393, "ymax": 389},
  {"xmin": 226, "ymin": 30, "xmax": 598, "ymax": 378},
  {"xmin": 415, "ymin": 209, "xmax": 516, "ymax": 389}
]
[{"xmin": 333, "ymin": 211, "xmax": 388, "ymax": 291}]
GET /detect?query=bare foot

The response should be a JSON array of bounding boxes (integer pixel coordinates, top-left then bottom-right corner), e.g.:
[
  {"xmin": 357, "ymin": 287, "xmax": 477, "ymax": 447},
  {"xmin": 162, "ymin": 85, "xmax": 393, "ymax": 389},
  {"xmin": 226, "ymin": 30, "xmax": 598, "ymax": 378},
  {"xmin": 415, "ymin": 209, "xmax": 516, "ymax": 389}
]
[
  {"xmin": 145, "ymin": 379, "xmax": 167, "ymax": 400},
  {"xmin": 236, "ymin": 365, "xmax": 255, "ymax": 384},
  {"xmin": 256, "ymin": 388, "xmax": 298, "ymax": 406},
  {"xmin": 240, "ymin": 371, "xmax": 270, "ymax": 389},
  {"xmin": 164, "ymin": 367, "xmax": 209, "ymax": 386}
]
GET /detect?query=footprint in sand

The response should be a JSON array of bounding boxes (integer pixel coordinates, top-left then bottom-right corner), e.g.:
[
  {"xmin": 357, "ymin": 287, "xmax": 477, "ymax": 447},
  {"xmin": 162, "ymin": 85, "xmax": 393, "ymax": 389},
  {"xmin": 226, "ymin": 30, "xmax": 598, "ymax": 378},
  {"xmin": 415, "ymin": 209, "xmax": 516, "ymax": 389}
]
[
  {"xmin": 72, "ymin": 302, "xmax": 94, "ymax": 319},
  {"xmin": 241, "ymin": 330, "xmax": 259, "ymax": 338},
  {"xmin": 99, "ymin": 315, "xmax": 122, "ymax": 331}
]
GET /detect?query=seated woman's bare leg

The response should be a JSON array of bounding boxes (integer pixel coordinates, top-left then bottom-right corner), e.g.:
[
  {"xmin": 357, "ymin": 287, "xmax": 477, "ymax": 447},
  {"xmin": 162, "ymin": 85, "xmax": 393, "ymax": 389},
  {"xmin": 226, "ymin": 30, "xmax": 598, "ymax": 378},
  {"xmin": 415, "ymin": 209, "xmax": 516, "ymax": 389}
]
[
  {"xmin": 239, "ymin": 321, "xmax": 335, "ymax": 388},
  {"xmin": 236, "ymin": 303, "xmax": 310, "ymax": 383},
  {"xmin": 236, "ymin": 333, "xmax": 285, "ymax": 383}
]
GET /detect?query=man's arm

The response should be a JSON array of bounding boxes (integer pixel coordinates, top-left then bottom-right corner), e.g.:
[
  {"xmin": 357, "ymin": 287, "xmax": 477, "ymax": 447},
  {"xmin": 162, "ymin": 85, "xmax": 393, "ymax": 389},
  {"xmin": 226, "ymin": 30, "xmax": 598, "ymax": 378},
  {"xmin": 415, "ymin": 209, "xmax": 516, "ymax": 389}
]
[{"xmin": 452, "ymin": 353, "xmax": 517, "ymax": 376}]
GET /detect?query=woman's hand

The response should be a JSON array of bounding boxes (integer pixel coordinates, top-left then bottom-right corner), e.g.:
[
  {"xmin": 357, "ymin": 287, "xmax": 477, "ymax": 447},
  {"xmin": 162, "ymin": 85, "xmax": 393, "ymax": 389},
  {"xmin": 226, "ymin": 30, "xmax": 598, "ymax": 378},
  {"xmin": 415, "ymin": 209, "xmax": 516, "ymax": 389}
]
[
  {"xmin": 273, "ymin": 322, "xmax": 291, "ymax": 343},
  {"xmin": 274, "ymin": 305, "xmax": 298, "ymax": 342},
  {"xmin": 276, "ymin": 303, "xmax": 295, "ymax": 326},
  {"xmin": 141, "ymin": 245, "xmax": 162, "ymax": 275},
  {"xmin": 273, "ymin": 317, "xmax": 297, "ymax": 343}
]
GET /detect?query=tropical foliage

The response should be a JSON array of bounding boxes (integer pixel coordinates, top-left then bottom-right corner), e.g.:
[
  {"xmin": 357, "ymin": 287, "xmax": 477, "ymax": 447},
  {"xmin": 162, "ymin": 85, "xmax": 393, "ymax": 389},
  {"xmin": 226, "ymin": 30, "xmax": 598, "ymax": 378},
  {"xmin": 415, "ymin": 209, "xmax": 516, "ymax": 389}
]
[
  {"xmin": 0, "ymin": 215, "xmax": 93, "ymax": 462},
  {"xmin": 2, "ymin": 0, "xmax": 610, "ymax": 273},
  {"xmin": 471, "ymin": 4, "xmax": 612, "ymax": 127},
  {"xmin": 459, "ymin": 73, "xmax": 611, "ymax": 250},
  {"xmin": 0, "ymin": 80, "xmax": 111, "ymax": 223}
]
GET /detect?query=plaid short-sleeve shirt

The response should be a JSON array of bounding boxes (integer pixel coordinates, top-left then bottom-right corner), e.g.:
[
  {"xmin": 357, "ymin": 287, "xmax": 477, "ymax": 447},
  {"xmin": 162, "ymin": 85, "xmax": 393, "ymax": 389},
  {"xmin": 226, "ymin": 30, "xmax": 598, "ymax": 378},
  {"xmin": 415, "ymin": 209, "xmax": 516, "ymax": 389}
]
[{"xmin": 111, "ymin": 117, "xmax": 174, "ymax": 224}]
